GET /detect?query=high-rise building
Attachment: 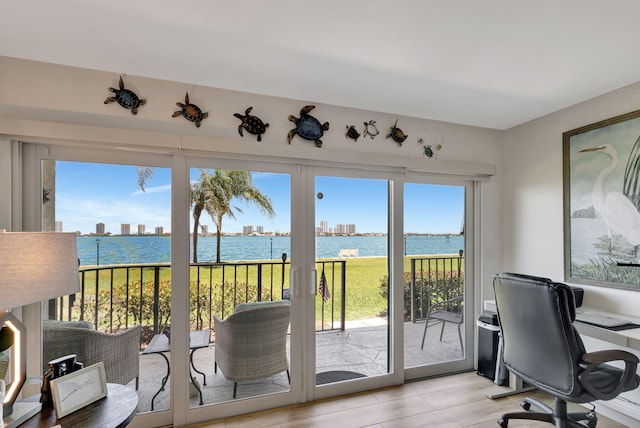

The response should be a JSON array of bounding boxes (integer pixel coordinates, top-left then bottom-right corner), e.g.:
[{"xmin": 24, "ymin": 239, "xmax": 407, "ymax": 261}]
[
  {"xmin": 155, "ymin": 226, "xmax": 164, "ymax": 235},
  {"xmin": 138, "ymin": 224, "xmax": 146, "ymax": 235},
  {"xmin": 243, "ymin": 225, "xmax": 254, "ymax": 235},
  {"xmin": 320, "ymin": 220, "xmax": 329, "ymax": 233},
  {"xmin": 255, "ymin": 225, "xmax": 264, "ymax": 234},
  {"xmin": 347, "ymin": 224, "xmax": 356, "ymax": 234},
  {"xmin": 96, "ymin": 223, "xmax": 105, "ymax": 235},
  {"xmin": 121, "ymin": 224, "xmax": 131, "ymax": 235}
]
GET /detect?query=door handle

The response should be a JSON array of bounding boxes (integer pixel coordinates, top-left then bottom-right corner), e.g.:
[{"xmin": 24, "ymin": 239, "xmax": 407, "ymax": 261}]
[
  {"xmin": 310, "ymin": 269, "xmax": 317, "ymax": 295},
  {"xmin": 291, "ymin": 268, "xmax": 301, "ymax": 297}
]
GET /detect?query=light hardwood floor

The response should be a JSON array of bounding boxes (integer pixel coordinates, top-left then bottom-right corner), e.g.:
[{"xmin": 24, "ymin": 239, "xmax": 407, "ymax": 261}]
[{"xmin": 186, "ymin": 371, "xmax": 628, "ymax": 427}]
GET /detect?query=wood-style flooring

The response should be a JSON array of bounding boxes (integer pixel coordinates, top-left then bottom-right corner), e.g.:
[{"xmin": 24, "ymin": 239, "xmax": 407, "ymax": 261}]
[{"xmin": 186, "ymin": 371, "xmax": 628, "ymax": 427}]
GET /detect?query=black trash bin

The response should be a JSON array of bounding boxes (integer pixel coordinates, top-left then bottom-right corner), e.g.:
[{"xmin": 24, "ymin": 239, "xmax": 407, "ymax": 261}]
[{"xmin": 477, "ymin": 313, "xmax": 507, "ymax": 386}]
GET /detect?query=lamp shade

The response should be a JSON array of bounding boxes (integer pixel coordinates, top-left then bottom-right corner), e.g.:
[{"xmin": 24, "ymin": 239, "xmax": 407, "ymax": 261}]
[{"xmin": 0, "ymin": 232, "xmax": 79, "ymax": 310}]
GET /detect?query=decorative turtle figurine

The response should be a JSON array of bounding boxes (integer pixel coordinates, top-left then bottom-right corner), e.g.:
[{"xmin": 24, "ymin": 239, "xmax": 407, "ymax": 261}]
[
  {"xmin": 233, "ymin": 107, "xmax": 269, "ymax": 141},
  {"xmin": 346, "ymin": 125, "xmax": 360, "ymax": 142},
  {"xmin": 104, "ymin": 76, "xmax": 146, "ymax": 115},
  {"xmin": 424, "ymin": 144, "xmax": 442, "ymax": 158},
  {"xmin": 363, "ymin": 120, "xmax": 380, "ymax": 139},
  {"xmin": 386, "ymin": 119, "xmax": 408, "ymax": 146},
  {"xmin": 287, "ymin": 105, "xmax": 329, "ymax": 148},
  {"xmin": 172, "ymin": 92, "xmax": 208, "ymax": 127}
]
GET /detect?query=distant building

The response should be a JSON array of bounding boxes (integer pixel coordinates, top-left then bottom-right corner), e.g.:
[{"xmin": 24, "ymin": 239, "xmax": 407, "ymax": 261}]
[
  {"xmin": 155, "ymin": 226, "xmax": 164, "ymax": 235},
  {"xmin": 200, "ymin": 225, "xmax": 208, "ymax": 235},
  {"xmin": 96, "ymin": 223, "xmax": 105, "ymax": 235},
  {"xmin": 347, "ymin": 224, "xmax": 356, "ymax": 234},
  {"xmin": 255, "ymin": 225, "xmax": 264, "ymax": 234},
  {"xmin": 55, "ymin": 221, "xmax": 63, "ymax": 232},
  {"xmin": 243, "ymin": 225, "xmax": 254, "ymax": 235},
  {"xmin": 320, "ymin": 220, "xmax": 329, "ymax": 233},
  {"xmin": 137, "ymin": 224, "xmax": 146, "ymax": 235},
  {"xmin": 121, "ymin": 224, "xmax": 131, "ymax": 235}
]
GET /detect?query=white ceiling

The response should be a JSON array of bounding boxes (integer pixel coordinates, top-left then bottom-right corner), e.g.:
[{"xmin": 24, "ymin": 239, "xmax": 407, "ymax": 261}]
[{"xmin": 3, "ymin": 0, "xmax": 640, "ymax": 130}]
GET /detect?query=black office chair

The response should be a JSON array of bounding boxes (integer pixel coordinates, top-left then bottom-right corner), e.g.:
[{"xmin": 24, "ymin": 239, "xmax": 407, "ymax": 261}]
[{"xmin": 493, "ymin": 273, "xmax": 640, "ymax": 428}]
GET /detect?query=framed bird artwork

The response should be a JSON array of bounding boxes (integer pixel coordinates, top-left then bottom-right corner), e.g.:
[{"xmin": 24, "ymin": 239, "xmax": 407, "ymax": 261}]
[{"xmin": 563, "ymin": 109, "xmax": 640, "ymax": 290}]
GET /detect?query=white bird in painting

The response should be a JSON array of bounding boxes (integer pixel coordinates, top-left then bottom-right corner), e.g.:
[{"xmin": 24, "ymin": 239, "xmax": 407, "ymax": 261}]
[{"xmin": 580, "ymin": 144, "xmax": 640, "ymax": 260}]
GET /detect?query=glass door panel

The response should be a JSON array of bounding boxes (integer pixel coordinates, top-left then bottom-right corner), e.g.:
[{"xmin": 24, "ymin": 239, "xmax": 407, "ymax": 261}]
[
  {"xmin": 314, "ymin": 176, "xmax": 390, "ymax": 385},
  {"xmin": 403, "ymin": 183, "xmax": 466, "ymax": 372},
  {"xmin": 44, "ymin": 160, "xmax": 171, "ymax": 414},
  {"xmin": 187, "ymin": 167, "xmax": 293, "ymax": 407}
]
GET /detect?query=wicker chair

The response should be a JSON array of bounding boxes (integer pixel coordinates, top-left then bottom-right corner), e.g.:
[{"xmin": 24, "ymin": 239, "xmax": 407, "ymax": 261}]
[
  {"xmin": 213, "ymin": 300, "xmax": 290, "ymax": 398},
  {"xmin": 42, "ymin": 320, "xmax": 141, "ymax": 388}
]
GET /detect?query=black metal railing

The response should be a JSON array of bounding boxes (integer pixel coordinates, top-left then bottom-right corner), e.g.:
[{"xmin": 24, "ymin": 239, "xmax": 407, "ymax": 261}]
[
  {"xmin": 52, "ymin": 260, "xmax": 347, "ymax": 344},
  {"xmin": 409, "ymin": 252, "xmax": 465, "ymax": 322}
]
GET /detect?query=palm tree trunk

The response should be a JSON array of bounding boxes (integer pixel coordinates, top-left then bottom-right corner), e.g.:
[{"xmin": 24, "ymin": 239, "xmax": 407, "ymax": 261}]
[
  {"xmin": 216, "ymin": 229, "xmax": 222, "ymax": 263},
  {"xmin": 192, "ymin": 220, "xmax": 199, "ymax": 263}
]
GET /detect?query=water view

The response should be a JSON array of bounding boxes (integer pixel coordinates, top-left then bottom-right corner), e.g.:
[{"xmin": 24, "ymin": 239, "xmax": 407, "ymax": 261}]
[{"xmin": 78, "ymin": 234, "xmax": 464, "ymax": 265}]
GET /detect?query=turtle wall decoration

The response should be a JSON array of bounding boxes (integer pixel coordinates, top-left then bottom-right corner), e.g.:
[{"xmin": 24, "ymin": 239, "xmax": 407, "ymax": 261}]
[
  {"xmin": 386, "ymin": 119, "xmax": 408, "ymax": 146},
  {"xmin": 346, "ymin": 125, "xmax": 361, "ymax": 142},
  {"xmin": 424, "ymin": 144, "xmax": 442, "ymax": 158},
  {"xmin": 172, "ymin": 92, "xmax": 208, "ymax": 127},
  {"xmin": 234, "ymin": 107, "xmax": 269, "ymax": 141},
  {"xmin": 363, "ymin": 120, "xmax": 380, "ymax": 139},
  {"xmin": 104, "ymin": 76, "xmax": 146, "ymax": 115},
  {"xmin": 287, "ymin": 105, "xmax": 329, "ymax": 148}
]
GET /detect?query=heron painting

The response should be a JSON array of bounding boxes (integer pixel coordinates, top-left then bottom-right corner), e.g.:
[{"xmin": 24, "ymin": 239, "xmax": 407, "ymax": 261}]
[{"xmin": 564, "ymin": 110, "xmax": 640, "ymax": 290}]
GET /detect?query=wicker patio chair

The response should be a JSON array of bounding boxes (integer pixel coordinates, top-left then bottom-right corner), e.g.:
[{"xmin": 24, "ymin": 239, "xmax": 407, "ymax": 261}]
[
  {"xmin": 43, "ymin": 320, "xmax": 141, "ymax": 388},
  {"xmin": 213, "ymin": 300, "xmax": 290, "ymax": 398}
]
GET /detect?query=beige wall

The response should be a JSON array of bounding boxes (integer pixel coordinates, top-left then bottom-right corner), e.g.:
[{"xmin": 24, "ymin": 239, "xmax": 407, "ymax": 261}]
[
  {"xmin": 503, "ymin": 83, "xmax": 640, "ymax": 423},
  {"xmin": 503, "ymin": 81, "xmax": 640, "ymax": 315},
  {"xmin": 0, "ymin": 56, "xmax": 504, "ymax": 301}
]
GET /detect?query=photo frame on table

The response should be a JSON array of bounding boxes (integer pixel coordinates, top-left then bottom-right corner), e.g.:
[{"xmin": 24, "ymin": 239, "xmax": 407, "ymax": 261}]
[
  {"xmin": 50, "ymin": 362, "xmax": 107, "ymax": 418},
  {"xmin": 563, "ymin": 109, "xmax": 640, "ymax": 290}
]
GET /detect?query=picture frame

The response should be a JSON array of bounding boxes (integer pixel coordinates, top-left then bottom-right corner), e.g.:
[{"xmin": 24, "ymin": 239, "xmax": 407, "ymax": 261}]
[
  {"xmin": 50, "ymin": 361, "xmax": 108, "ymax": 418},
  {"xmin": 563, "ymin": 109, "xmax": 640, "ymax": 290}
]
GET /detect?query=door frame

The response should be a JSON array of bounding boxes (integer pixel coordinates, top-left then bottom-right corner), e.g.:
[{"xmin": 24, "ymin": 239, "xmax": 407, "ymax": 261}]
[{"xmin": 24, "ymin": 144, "xmax": 478, "ymax": 426}]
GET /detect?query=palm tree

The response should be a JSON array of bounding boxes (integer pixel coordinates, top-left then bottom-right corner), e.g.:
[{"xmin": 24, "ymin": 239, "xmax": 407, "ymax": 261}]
[
  {"xmin": 194, "ymin": 169, "xmax": 275, "ymax": 263},
  {"xmin": 205, "ymin": 170, "xmax": 275, "ymax": 263},
  {"xmin": 190, "ymin": 176, "xmax": 207, "ymax": 263}
]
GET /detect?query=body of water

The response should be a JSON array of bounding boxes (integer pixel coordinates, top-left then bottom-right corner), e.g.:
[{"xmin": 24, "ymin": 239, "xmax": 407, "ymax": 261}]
[{"xmin": 78, "ymin": 234, "xmax": 464, "ymax": 266}]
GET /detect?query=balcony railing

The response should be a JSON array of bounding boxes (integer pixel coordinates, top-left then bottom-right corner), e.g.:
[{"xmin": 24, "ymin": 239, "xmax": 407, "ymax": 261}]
[
  {"xmin": 50, "ymin": 254, "xmax": 463, "ymax": 344},
  {"xmin": 51, "ymin": 260, "xmax": 347, "ymax": 345},
  {"xmin": 409, "ymin": 252, "xmax": 465, "ymax": 322}
]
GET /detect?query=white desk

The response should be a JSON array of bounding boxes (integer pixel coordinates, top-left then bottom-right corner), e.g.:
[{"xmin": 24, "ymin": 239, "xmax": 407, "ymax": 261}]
[
  {"xmin": 484, "ymin": 299, "xmax": 640, "ymax": 350},
  {"xmin": 482, "ymin": 300, "xmax": 640, "ymax": 398}
]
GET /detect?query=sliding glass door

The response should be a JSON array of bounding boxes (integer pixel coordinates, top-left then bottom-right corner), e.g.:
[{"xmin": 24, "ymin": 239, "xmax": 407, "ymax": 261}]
[
  {"xmin": 403, "ymin": 181, "xmax": 474, "ymax": 379},
  {"xmin": 31, "ymin": 144, "xmax": 477, "ymax": 425}
]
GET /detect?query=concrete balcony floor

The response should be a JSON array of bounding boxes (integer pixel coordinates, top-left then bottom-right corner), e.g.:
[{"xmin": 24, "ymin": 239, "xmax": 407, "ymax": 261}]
[{"xmin": 132, "ymin": 319, "xmax": 465, "ymax": 414}]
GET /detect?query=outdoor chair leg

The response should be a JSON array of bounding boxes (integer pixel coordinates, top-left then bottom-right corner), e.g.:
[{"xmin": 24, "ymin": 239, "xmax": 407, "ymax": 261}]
[
  {"xmin": 286, "ymin": 370, "xmax": 290, "ymax": 384},
  {"xmin": 420, "ymin": 314, "xmax": 432, "ymax": 350},
  {"xmin": 457, "ymin": 323, "xmax": 464, "ymax": 353},
  {"xmin": 135, "ymin": 376, "xmax": 139, "ymax": 390},
  {"xmin": 439, "ymin": 321, "xmax": 446, "ymax": 341},
  {"xmin": 233, "ymin": 382, "xmax": 238, "ymax": 399},
  {"xmin": 214, "ymin": 362, "xmax": 217, "ymax": 373}
]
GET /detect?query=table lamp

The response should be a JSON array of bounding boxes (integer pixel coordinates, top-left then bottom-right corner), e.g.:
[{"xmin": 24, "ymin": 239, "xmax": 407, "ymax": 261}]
[{"xmin": 0, "ymin": 232, "xmax": 79, "ymax": 427}]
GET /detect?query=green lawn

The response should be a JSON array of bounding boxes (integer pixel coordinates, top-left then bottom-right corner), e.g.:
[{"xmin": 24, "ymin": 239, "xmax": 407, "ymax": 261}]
[{"xmin": 75, "ymin": 255, "xmax": 463, "ymax": 331}]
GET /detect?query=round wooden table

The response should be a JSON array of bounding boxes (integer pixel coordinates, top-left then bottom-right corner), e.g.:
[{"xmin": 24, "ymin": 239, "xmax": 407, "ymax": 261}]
[{"xmin": 20, "ymin": 383, "xmax": 137, "ymax": 428}]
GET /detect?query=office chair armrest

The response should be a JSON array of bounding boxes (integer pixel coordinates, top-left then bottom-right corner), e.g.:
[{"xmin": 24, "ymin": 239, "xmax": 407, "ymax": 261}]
[
  {"xmin": 579, "ymin": 350, "xmax": 639, "ymax": 400},
  {"xmin": 582, "ymin": 349, "xmax": 639, "ymax": 365}
]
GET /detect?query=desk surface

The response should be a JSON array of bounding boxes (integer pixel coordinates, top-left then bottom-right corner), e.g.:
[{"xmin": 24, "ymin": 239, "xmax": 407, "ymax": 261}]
[
  {"xmin": 484, "ymin": 299, "xmax": 640, "ymax": 351},
  {"xmin": 19, "ymin": 383, "xmax": 137, "ymax": 428}
]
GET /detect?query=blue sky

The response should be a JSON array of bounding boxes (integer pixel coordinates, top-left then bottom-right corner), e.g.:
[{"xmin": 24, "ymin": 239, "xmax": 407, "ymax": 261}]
[{"xmin": 55, "ymin": 161, "xmax": 464, "ymax": 235}]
